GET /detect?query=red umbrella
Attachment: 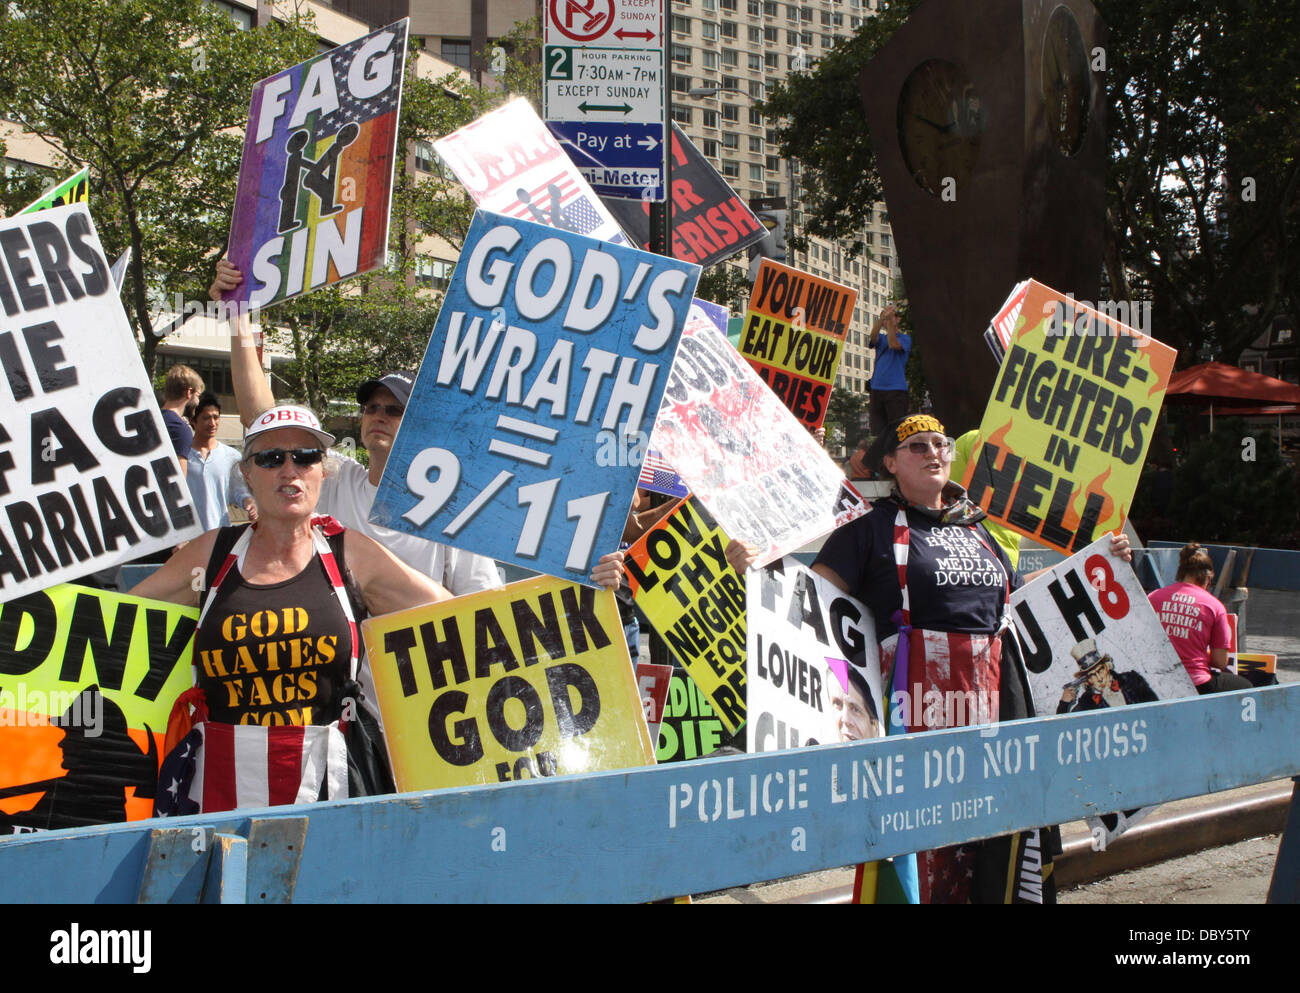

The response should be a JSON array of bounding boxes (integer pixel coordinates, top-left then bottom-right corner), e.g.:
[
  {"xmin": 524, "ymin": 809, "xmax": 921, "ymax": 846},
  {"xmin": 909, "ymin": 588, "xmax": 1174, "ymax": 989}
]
[{"xmin": 1165, "ymin": 361, "xmax": 1300, "ymax": 430}]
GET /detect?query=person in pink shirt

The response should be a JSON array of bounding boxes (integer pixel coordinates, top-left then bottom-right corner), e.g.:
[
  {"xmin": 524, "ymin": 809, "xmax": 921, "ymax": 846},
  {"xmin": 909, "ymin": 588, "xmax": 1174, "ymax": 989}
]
[{"xmin": 1148, "ymin": 543, "xmax": 1251, "ymax": 694}]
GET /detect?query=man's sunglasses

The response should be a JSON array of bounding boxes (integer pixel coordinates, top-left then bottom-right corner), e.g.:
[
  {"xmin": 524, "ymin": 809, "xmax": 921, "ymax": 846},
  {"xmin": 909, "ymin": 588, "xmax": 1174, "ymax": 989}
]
[
  {"xmin": 245, "ymin": 448, "xmax": 326, "ymax": 469},
  {"xmin": 360, "ymin": 402, "xmax": 405, "ymax": 418}
]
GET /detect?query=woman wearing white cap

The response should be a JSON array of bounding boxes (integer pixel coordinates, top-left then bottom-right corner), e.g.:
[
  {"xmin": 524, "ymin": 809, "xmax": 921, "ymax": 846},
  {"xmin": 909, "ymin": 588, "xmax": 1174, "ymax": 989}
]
[{"xmin": 130, "ymin": 405, "xmax": 455, "ymax": 801}]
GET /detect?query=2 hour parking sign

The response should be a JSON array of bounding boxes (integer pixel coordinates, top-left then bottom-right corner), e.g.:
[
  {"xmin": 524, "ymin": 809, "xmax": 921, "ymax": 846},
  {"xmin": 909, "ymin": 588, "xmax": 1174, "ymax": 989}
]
[{"xmin": 544, "ymin": 0, "xmax": 667, "ymax": 201}]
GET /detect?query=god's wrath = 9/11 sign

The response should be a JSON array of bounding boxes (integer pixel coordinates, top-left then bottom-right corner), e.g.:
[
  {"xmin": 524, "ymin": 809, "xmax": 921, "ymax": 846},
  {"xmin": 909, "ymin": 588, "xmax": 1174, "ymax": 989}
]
[{"xmin": 370, "ymin": 210, "xmax": 699, "ymax": 585}]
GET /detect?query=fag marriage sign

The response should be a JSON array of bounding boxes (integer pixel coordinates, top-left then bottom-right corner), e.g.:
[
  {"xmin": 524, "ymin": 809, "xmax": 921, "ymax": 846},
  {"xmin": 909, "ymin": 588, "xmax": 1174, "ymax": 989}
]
[
  {"xmin": 0, "ymin": 203, "xmax": 202, "ymax": 600},
  {"xmin": 361, "ymin": 575, "xmax": 653, "ymax": 789},
  {"xmin": 747, "ymin": 557, "xmax": 882, "ymax": 752},
  {"xmin": 738, "ymin": 260, "xmax": 857, "ymax": 430},
  {"xmin": 224, "ymin": 20, "xmax": 409, "ymax": 307},
  {"xmin": 371, "ymin": 209, "xmax": 698, "ymax": 584},
  {"xmin": 435, "ymin": 98, "xmax": 631, "ymax": 246},
  {"xmin": 960, "ymin": 280, "xmax": 1176, "ymax": 555},
  {"xmin": 1009, "ymin": 534, "xmax": 1194, "ymax": 846},
  {"xmin": 0, "ymin": 585, "xmax": 197, "ymax": 834},
  {"xmin": 650, "ymin": 315, "xmax": 866, "ymax": 568},
  {"xmin": 623, "ymin": 496, "xmax": 746, "ymax": 733}
]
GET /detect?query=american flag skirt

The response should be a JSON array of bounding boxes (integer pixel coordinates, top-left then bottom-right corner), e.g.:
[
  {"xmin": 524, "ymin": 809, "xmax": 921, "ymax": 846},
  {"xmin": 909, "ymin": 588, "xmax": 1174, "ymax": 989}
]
[{"xmin": 155, "ymin": 722, "xmax": 349, "ymax": 816}]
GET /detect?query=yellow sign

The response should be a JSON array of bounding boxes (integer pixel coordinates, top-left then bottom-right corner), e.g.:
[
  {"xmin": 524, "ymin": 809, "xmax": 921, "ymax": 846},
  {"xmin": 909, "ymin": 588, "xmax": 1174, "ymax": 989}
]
[
  {"xmin": 623, "ymin": 496, "xmax": 746, "ymax": 733},
  {"xmin": 361, "ymin": 576, "xmax": 653, "ymax": 790},
  {"xmin": 19, "ymin": 167, "xmax": 90, "ymax": 215},
  {"xmin": 738, "ymin": 259, "xmax": 857, "ymax": 430},
  {"xmin": 0, "ymin": 584, "xmax": 197, "ymax": 832},
  {"xmin": 960, "ymin": 280, "xmax": 1177, "ymax": 555}
]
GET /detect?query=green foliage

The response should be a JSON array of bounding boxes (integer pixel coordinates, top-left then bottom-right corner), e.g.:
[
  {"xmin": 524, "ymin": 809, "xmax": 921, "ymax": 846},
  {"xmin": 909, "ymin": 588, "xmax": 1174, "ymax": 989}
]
[
  {"xmin": 1157, "ymin": 420, "xmax": 1300, "ymax": 548},
  {"xmin": 824, "ymin": 388, "xmax": 869, "ymax": 454},
  {"xmin": 0, "ymin": 0, "xmax": 320, "ymax": 378},
  {"xmin": 695, "ymin": 263, "xmax": 751, "ymax": 313}
]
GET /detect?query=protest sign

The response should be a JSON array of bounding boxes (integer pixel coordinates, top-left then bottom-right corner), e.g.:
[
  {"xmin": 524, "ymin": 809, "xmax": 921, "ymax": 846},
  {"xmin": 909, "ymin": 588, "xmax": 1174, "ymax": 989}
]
[
  {"xmin": 0, "ymin": 203, "xmax": 202, "ymax": 600},
  {"xmin": 655, "ymin": 671, "xmax": 745, "ymax": 762},
  {"xmin": 1234, "ymin": 652, "xmax": 1277, "ymax": 680},
  {"xmin": 1010, "ymin": 534, "xmax": 1194, "ymax": 846},
  {"xmin": 19, "ymin": 167, "xmax": 90, "ymax": 215},
  {"xmin": 960, "ymin": 280, "xmax": 1177, "ymax": 555},
  {"xmin": 224, "ymin": 20, "xmax": 409, "ymax": 307},
  {"xmin": 636, "ymin": 450, "xmax": 688, "ymax": 499},
  {"xmin": 747, "ymin": 556, "xmax": 882, "ymax": 751},
  {"xmin": 361, "ymin": 575, "xmax": 653, "ymax": 789},
  {"xmin": 650, "ymin": 315, "xmax": 867, "ymax": 568},
  {"xmin": 435, "ymin": 98, "xmax": 630, "ymax": 246},
  {"xmin": 636, "ymin": 661, "xmax": 673, "ymax": 746},
  {"xmin": 738, "ymin": 260, "xmax": 857, "ymax": 430},
  {"xmin": 983, "ymin": 280, "xmax": 1029, "ymax": 364},
  {"xmin": 0, "ymin": 584, "xmax": 197, "ymax": 833},
  {"xmin": 689, "ymin": 297, "xmax": 729, "ymax": 335},
  {"xmin": 623, "ymin": 496, "xmax": 746, "ymax": 732},
  {"xmin": 371, "ymin": 209, "xmax": 699, "ymax": 584},
  {"xmin": 604, "ymin": 123, "xmax": 766, "ymax": 267}
]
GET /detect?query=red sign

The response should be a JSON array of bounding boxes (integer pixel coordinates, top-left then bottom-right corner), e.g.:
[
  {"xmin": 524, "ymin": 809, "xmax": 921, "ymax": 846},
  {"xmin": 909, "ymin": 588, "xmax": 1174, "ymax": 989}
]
[{"xmin": 548, "ymin": 0, "xmax": 615, "ymax": 42}]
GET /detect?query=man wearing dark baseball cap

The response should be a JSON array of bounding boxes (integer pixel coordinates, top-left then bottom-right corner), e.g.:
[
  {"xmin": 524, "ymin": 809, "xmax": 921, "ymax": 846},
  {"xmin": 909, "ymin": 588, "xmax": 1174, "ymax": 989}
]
[{"xmin": 213, "ymin": 260, "xmax": 502, "ymax": 597}]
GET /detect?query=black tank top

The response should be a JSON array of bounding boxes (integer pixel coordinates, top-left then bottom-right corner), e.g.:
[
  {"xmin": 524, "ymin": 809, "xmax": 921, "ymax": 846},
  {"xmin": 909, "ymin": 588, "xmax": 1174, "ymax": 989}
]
[{"xmin": 194, "ymin": 553, "xmax": 354, "ymax": 726}]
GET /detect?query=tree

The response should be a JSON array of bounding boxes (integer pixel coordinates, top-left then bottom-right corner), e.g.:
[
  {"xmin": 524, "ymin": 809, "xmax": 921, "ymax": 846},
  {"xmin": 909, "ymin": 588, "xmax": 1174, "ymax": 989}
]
[
  {"xmin": 695, "ymin": 262, "xmax": 751, "ymax": 313},
  {"xmin": 0, "ymin": 0, "xmax": 320, "ymax": 378}
]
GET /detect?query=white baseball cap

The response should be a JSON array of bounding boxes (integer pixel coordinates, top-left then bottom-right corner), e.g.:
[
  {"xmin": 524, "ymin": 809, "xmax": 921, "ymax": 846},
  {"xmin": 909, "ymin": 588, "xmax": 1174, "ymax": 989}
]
[{"xmin": 245, "ymin": 404, "xmax": 335, "ymax": 449}]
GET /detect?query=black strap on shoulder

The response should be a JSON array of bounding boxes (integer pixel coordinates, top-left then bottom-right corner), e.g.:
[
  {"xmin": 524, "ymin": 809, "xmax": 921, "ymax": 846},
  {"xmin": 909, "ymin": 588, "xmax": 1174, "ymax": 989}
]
[
  {"xmin": 325, "ymin": 528, "xmax": 369, "ymax": 624},
  {"xmin": 201, "ymin": 524, "xmax": 252, "ymax": 609}
]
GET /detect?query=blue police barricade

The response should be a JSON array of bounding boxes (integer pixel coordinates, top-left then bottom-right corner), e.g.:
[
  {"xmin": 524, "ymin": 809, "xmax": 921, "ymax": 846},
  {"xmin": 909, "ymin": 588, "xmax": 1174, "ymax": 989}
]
[{"xmin": 0, "ymin": 685, "xmax": 1296, "ymax": 903}]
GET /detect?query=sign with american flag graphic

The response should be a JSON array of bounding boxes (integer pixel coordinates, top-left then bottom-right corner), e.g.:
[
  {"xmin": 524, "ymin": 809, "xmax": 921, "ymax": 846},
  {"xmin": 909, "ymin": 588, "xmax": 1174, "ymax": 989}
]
[
  {"xmin": 223, "ymin": 20, "xmax": 409, "ymax": 308},
  {"xmin": 637, "ymin": 449, "xmax": 688, "ymax": 498},
  {"xmin": 434, "ymin": 98, "xmax": 630, "ymax": 245}
]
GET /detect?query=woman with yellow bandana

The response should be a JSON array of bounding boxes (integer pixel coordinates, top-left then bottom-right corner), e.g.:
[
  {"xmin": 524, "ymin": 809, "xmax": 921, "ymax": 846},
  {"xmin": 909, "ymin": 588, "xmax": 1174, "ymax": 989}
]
[{"xmin": 727, "ymin": 414, "xmax": 1130, "ymax": 903}]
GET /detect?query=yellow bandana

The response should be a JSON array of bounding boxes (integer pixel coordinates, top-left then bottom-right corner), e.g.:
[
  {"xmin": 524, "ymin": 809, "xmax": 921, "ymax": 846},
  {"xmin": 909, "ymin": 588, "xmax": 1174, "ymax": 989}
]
[{"xmin": 895, "ymin": 414, "xmax": 945, "ymax": 443}]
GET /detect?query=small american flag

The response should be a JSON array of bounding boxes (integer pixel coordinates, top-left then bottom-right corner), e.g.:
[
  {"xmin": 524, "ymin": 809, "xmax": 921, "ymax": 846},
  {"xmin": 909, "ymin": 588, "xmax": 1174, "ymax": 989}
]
[
  {"xmin": 503, "ymin": 174, "xmax": 579, "ymax": 223},
  {"xmin": 155, "ymin": 723, "xmax": 349, "ymax": 816},
  {"xmin": 637, "ymin": 449, "xmax": 689, "ymax": 498}
]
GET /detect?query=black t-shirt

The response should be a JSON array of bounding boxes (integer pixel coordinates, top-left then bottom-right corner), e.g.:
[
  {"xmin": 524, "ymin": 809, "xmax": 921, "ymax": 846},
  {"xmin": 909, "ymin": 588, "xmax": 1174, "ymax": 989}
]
[
  {"xmin": 162, "ymin": 408, "xmax": 193, "ymax": 457},
  {"xmin": 814, "ymin": 499, "xmax": 1022, "ymax": 641}
]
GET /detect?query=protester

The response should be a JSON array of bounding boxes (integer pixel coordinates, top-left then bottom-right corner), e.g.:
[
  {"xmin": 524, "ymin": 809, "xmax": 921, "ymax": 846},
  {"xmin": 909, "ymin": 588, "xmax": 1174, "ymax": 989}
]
[
  {"xmin": 186, "ymin": 391, "xmax": 256, "ymax": 529},
  {"xmin": 725, "ymin": 413, "xmax": 1132, "ymax": 903},
  {"xmin": 160, "ymin": 363, "xmax": 204, "ymax": 463},
  {"xmin": 1148, "ymin": 542, "xmax": 1251, "ymax": 694},
  {"xmin": 864, "ymin": 305, "xmax": 911, "ymax": 472},
  {"xmin": 130, "ymin": 405, "xmax": 456, "ymax": 805},
  {"xmin": 210, "ymin": 260, "xmax": 502, "ymax": 597},
  {"xmin": 847, "ymin": 437, "xmax": 872, "ymax": 480}
]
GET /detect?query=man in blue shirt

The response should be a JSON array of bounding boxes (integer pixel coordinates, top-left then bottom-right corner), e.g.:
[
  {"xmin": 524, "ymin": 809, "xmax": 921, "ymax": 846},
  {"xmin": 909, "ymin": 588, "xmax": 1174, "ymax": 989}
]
[
  {"xmin": 186, "ymin": 392, "xmax": 255, "ymax": 530},
  {"xmin": 866, "ymin": 305, "xmax": 912, "ymax": 474}
]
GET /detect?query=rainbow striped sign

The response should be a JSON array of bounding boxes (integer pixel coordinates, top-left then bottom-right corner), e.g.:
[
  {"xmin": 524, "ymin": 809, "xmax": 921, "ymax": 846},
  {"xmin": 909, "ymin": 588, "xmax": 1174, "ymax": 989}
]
[{"xmin": 224, "ymin": 19, "xmax": 409, "ymax": 308}]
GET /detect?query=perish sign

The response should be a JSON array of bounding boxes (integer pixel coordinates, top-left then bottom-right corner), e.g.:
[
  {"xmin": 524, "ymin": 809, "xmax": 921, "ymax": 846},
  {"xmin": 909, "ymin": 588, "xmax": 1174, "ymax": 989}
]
[
  {"xmin": 361, "ymin": 575, "xmax": 653, "ymax": 789},
  {"xmin": 960, "ymin": 280, "xmax": 1176, "ymax": 555},
  {"xmin": 0, "ymin": 204, "xmax": 202, "ymax": 600},
  {"xmin": 224, "ymin": 20, "xmax": 409, "ymax": 308},
  {"xmin": 739, "ymin": 259, "xmax": 857, "ymax": 430}
]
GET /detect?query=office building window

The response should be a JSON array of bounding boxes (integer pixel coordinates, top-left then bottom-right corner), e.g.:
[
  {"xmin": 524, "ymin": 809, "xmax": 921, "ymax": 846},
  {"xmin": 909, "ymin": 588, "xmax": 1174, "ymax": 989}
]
[
  {"xmin": 414, "ymin": 140, "xmax": 435, "ymax": 173},
  {"xmin": 749, "ymin": 136, "xmax": 764, "ymax": 153},
  {"xmin": 721, "ymin": 20, "xmax": 737, "ymax": 37},
  {"xmin": 672, "ymin": 105, "xmax": 694, "ymax": 124},
  {"xmin": 765, "ymin": 51, "xmax": 779, "ymax": 68},
  {"xmin": 766, "ymin": 155, "xmax": 781, "ymax": 172},
  {"xmin": 722, "ymin": 103, "xmax": 740, "ymax": 122},
  {"xmin": 749, "ymin": 164, "xmax": 764, "ymax": 181},
  {"xmin": 702, "ymin": 109, "xmax": 719, "ymax": 128},
  {"xmin": 749, "ymin": 53, "xmax": 762, "ymax": 70},
  {"xmin": 749, "ymin": 80, "xmax": 764, "ymax": 99},
  {"xmin": 441, "ymin": 39, "xmax": 471, "ymax": 68},
  {"xmin": 723, "ymin": 132, "xmax": 739, "ymax": 149},
  {"xmin": 703, "ymin": 139, "xmax": 720, "ymax": 157},
  {"xmin": 722, "ymin": 48, "xmax": 738, "ymax": 66},
  {"xmin": 723, "ymin": 161, "xmax": 740, "ymax": 178},
  {"xmin": 701, "ymin": 21, "xmax": 718, "ymax": 41},
  {"xmin": 672, "ymin": 14, "xmax": 691, "ymax": 33},
  {"xmin": 672, "ymin": 44, "xmax": 691, "ymax": 63},
  {"xmin": 702, "ymin": 49, "xmax": 718, "ymax": 68},
  {"xmin": 748, "ymin": 25, "xmax": 761, "ymax": 42},
  {"xmin": 722, "ymin": 74, "xmax": 740, "ymax": 90},
  {"xmin": 672, "ymin": 73, "xmax": 692, "ymax": 92}
]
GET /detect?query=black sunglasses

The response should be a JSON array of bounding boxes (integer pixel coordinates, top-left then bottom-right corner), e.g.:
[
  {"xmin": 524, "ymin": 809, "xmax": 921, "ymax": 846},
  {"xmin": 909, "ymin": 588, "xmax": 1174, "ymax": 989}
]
[
  {"xmin": 360, "ymin": 402, "xmax": 404, "ymax": 418},
  {"xmin": 246, "ymin": 448, "xmax": 326, "ymax": 469}
]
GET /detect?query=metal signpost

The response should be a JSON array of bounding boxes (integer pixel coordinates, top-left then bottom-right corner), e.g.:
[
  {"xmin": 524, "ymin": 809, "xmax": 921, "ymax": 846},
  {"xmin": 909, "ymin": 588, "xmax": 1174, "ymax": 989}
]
[{"xmin": 544, "ymin": 0, "xmax": 668, "ymax": 202}]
